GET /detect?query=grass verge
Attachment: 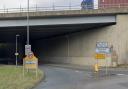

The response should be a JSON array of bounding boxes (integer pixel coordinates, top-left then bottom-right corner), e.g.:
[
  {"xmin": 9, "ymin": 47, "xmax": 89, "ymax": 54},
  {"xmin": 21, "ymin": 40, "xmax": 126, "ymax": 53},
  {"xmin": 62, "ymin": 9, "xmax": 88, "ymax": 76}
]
[{"xmin": 0, "ymin": 65, "xmax": 44, "ymax": 89}]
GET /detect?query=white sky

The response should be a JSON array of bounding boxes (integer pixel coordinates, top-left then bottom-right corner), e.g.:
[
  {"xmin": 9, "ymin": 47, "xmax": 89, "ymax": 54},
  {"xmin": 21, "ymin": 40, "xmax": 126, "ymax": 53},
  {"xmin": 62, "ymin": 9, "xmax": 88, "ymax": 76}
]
[
  {"xmin": 0, "ymin": 0, "xmax": 99, "ymax": 11},
  {"xmin": 0, "ymin": 0, "xmax": 84, "ymax": 9}
]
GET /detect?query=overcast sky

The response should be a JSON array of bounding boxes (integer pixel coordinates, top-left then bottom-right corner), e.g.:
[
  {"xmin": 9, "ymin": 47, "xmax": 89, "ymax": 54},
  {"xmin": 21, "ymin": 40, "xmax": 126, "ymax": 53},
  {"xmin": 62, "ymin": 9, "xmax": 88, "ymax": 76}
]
[
  {"xmin": 0, "ymin": 0, "xmax": 98, "ymax": 10},
  {"xmin": 0, "ymin": 0, "xmax": 84, "ymax": 8}
]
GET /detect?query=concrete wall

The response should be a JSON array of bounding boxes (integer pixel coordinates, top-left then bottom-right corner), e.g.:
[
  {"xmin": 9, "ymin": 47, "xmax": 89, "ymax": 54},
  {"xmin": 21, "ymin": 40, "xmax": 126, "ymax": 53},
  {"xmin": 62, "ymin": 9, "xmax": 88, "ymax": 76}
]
[{"xmin": 34, "ymin": 14, "xmax": 128, "ymax": 66}]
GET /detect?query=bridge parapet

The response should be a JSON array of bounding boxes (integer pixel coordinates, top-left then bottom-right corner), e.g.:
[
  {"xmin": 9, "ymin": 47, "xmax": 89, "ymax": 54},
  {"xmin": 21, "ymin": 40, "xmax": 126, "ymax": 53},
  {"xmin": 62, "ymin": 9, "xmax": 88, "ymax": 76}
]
[{"xmin": 0, "ymin": 8, "xmax": 128, "ymax": 19}]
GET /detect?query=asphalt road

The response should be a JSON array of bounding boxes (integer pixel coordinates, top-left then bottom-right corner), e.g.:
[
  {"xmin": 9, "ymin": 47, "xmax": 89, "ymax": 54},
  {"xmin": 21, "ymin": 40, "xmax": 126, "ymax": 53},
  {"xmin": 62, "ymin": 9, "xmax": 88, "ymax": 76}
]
[{"xmin": 35, "ymin": 65, "xmax": 128, "ymax": 89}]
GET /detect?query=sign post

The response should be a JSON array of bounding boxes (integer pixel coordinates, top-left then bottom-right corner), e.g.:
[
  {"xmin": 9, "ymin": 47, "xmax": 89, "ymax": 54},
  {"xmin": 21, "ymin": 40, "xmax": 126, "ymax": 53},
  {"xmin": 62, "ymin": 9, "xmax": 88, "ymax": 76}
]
[{"xmin": 105, "ymin": 55, "xmax": 108, "ymax": 75}]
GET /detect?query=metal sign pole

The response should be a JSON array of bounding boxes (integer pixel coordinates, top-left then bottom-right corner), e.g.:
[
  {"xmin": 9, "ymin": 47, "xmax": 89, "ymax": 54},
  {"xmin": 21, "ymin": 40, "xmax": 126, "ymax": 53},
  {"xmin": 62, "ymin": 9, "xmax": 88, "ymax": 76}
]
[
  {"xmin": 25, "ymin": 0, "xmax": 32, "ymax": 56},
  {"xmin": 23, "ymin": 59, "xmax": 25, "ymax": 78},
  {"xmin": 36, "ymin": 60, "xmax": 38, "ymax": 78},
  {"xmin": 105, "ymin": 54, "xmax": 108, "ymax": 76},
  {"xmin": 97, "ymin": 58, "xmax": 99, "ymax": 79},
  {"xmin": 27, "ymin": 0, "xmax": 29, "ymax": 45}
]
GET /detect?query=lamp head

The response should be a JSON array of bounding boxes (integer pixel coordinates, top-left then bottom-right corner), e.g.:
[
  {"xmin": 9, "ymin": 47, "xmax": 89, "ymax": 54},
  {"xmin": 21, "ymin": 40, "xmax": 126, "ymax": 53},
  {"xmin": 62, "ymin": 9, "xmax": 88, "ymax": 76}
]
[{"xmin": 16, "ymin": 34, "xmax": 20, "ymax": 37}]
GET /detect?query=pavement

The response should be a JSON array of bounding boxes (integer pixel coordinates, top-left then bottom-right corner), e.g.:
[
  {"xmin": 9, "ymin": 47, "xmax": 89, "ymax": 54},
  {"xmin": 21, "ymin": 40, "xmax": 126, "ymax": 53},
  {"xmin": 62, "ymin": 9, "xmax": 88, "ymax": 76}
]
[{"xmin": 34, "ymin": 64, "xmax": 128, "ymax": 89}]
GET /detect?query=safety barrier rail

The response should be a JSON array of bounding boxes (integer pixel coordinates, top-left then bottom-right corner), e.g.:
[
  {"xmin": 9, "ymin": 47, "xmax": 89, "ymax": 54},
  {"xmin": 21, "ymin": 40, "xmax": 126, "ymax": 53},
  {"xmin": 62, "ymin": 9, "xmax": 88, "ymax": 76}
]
[
  {"xmin": 0, "ymin": 3, "xmax": 128, "ymax": 13},
  {"xmin": 0, "ymin": 5, "xmax": 81, "ymax": 13}
]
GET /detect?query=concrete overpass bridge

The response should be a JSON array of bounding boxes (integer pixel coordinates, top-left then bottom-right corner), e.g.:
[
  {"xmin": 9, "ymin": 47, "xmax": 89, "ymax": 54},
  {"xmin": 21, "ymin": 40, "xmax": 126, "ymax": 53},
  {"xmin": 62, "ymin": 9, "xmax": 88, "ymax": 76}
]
[{"xmin": 0, "ymin": 8, "xmax": 128, "ymax": 66}]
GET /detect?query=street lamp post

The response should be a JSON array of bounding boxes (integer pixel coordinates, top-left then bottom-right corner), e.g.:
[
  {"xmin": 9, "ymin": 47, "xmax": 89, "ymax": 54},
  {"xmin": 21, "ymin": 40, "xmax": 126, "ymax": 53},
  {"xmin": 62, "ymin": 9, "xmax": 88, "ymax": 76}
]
[{"xmin": 15, "ymin": 34, "xmax": 20, "ymax": 66}]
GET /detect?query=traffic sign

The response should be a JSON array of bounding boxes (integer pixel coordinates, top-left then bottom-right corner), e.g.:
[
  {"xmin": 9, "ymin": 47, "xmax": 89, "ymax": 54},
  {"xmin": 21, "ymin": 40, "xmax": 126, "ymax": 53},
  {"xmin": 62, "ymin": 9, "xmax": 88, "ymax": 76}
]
[
  {"xmin": 96, "ymin": 47, "xmax": 110, "ymax": 54},
  {"xmin": 23, "ymin": 55, "xmax": 38, "ymax": 69},
  {"xmin": 96, "ymin": 42, "xmax": 110, "ymax": 54},
  {"xmin": 25, "ymin": 45, "xmax": 31, "ymax": 55},
  {"xmin": 23, "ymin": 53, "xmax": 38, "ymax": 78},
  {"xmin": 95, "ymin": 54, "xmax": 106, "ymax": 59},
  {"xmin": 96, "ymin": 42, "xmax": 108, "ymax": 48}
]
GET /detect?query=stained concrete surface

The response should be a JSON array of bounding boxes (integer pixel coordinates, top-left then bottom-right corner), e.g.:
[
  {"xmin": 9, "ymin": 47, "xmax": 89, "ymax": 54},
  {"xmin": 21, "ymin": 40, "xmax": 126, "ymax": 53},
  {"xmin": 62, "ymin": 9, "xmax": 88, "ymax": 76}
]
[{"xmin": 34, "ymin": 65, "xmax": 128, "ymax": 89}]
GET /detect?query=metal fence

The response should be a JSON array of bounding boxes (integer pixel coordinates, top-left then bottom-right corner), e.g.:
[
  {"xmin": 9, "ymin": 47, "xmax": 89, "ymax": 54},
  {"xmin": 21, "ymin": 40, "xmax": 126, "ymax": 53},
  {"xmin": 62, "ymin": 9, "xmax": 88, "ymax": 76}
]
[
  {"xmin": 0, "ymin": 5, "xmax": 81, "ymax": 13},
  {"xmin": 0, "ymin": 3, "xmax": 128, "ymax": 13}
]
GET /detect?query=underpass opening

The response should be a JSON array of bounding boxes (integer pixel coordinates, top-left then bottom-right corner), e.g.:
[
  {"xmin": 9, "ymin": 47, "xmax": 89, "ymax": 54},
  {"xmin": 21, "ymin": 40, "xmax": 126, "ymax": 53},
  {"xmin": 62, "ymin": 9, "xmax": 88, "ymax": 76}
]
[
  {"xmin": 0, "ymin": 27, "xmax": 26, "ymax": 64},
  {"xmin": 31, "ymin": 23, "xmax": 115, "ymax": 66},
  {"xmin": 0, "ymin": 22, "xmax": 115, "ymax": 65}
]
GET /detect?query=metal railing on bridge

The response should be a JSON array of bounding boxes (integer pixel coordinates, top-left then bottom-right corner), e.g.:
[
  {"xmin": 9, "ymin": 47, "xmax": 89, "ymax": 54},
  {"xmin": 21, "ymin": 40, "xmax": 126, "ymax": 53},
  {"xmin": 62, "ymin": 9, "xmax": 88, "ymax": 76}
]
[
  {"xmin": 0, "ymin": 5, "xmax": 81, "ymax": 13},
  {"xmin": 0, "ymin": 3, "xmax": 128, "ymax": 13}
]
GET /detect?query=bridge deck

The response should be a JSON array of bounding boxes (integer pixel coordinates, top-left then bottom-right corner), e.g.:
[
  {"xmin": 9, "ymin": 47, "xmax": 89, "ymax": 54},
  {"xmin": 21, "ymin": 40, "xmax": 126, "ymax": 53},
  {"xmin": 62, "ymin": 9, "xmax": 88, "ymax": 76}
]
[{"xmin": 0, "ymin": 8, "xmax": 128, "ymax": 19}]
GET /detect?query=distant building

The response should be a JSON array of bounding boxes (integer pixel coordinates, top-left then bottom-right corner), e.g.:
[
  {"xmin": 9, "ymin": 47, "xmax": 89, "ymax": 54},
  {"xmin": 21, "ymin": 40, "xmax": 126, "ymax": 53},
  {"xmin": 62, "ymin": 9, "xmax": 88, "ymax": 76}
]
[{"xmin": 99, "ymin": 0, "xmax": 128, "ymax": 9}]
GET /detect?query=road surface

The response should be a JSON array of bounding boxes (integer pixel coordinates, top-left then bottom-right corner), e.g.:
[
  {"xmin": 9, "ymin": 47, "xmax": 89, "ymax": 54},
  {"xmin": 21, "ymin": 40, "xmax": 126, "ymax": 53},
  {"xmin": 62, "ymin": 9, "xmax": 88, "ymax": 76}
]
[{"xmin": 35, "ymin": 65, "xmax": 128, "ymax": 89}]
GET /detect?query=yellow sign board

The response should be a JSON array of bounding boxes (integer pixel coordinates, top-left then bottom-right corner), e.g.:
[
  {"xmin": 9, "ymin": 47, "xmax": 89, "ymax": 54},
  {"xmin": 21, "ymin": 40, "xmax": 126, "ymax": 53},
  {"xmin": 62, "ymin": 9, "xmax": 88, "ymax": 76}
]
[
  {"xmin": 95, "ymin": 54, "xmax": 106, "ymax": 59},
  {"xmin": 23, "ymin": 52, "xmax": 39, "ymax": 77},
  {"xmin": 23, "ymin": 56, "xmax": 38, "ymax": 69}
]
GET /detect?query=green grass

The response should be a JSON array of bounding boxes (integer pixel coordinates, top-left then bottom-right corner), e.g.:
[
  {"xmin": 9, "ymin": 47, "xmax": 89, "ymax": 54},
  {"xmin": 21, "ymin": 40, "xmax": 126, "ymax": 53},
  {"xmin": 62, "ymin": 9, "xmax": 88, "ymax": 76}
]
[{"xmin": 0, "ymin": 65, "xmax": 44, "ymax": 89}]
